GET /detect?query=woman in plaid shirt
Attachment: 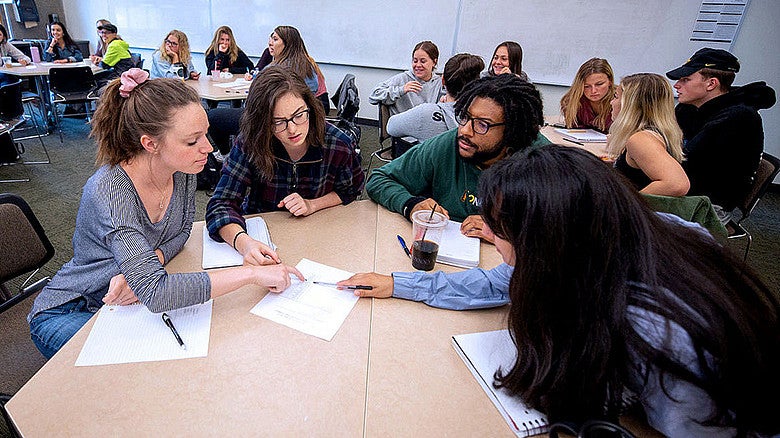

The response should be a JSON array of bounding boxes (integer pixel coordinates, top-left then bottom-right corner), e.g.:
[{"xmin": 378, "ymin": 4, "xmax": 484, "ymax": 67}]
[{"xmin": 206, "ymin": 66, "xmax": 364, "ymax": 266}]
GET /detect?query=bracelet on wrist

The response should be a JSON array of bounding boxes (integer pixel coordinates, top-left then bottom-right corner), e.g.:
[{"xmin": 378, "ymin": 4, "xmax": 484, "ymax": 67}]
[{"xmin": 232, "ymin": 230, "xmax": 247, "ymax": 250}]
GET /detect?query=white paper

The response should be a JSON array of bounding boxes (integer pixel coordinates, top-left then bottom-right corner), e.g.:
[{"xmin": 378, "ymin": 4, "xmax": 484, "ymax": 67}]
[
  {"xmin": 212, "ymin": 79, "xmax": 252, "ymax": 89},
  {"xmin": 553, "ymin": 128, "xmax": 608, "ymax": 143},
  {"xmin": 250, "ymin": 259, "xmax": 359, "ymax": 341},
  {"xmin": 437, "ymin": 220, "xmax": 480, "ymax": 268},
  {"xmin": 202, "ymin": 217, "xmax": 275, "ymax": 269},
  {"xmin": 452, "ymin": 330, "xmax": 548, "ymax": 437},
  {"xmin": 75, "ymin": 300, "xmax": 213, "ymax": 366}
]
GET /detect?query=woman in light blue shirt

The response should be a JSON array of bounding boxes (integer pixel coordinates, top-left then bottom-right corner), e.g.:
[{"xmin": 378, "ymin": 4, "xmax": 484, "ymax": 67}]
[{"xmin": 150, "ymin": 30, "xmax": 199, "ymax": 80}]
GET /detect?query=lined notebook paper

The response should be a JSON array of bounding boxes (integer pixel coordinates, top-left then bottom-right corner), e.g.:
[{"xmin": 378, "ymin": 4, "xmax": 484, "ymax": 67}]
[
  {"xmin": 202, "ymin": 217, "xmax": 275, "ymax": 269},
  {"xmin": 554, "ymin": 128, "xmax": 608, "ymax": 143},
  {"xmin": 452, "ymin": 329, "xmax": 548, "ymax": 437},
  {"xmin": 75, "ymin": 301, "xmax": 213, "ymax": 366},
  {"xmin": 437, "ymin": 220, "xmax": 480, "ymax": 268}
]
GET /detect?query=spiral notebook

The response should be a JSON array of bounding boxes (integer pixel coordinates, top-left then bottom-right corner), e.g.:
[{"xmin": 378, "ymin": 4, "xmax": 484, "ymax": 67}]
[
  {"xmin": 452, "ymin": 329, "xmax": 548, "ymax": 437},
  {"xmin": 437, "ymin": 220, "xmax": 480, "ymax": 268},
  {"xmin": 202, "ymin": 217, "xmax": 275, "ymax": 269}
]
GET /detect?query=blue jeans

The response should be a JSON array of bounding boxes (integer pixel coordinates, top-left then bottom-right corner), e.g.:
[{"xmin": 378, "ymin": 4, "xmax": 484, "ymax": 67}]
[{"xmin": 29, "ymin": 298, "xmax": 95, "ymax": 359}]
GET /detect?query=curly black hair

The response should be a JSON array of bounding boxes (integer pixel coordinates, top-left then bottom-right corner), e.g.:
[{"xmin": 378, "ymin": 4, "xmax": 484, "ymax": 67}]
[{"xmin": 454, "ymin": 74, "xmax": 544, "ymax": 154}]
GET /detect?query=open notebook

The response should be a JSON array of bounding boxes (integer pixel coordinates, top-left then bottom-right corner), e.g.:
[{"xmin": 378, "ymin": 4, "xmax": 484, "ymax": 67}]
[
  {"xmin": 554, "ymin": 128, "xmax": 608, "ymax": 143},
  {"xmin": 452, "ymin": 329, "xmax": 548, "ymax": 437},
  {"xmin": 436, "ymin": 220, "xmax": 480, "ymax": 268},
  {"xmin": 202, "ymin": 217, "xmax": 275, "ymax": 269}
]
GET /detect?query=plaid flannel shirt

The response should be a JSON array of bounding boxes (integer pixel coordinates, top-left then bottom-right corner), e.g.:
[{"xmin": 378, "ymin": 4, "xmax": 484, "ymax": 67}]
[{"xmin": 206, "ymin": 123, "xmax": 364, "ymax": 241}]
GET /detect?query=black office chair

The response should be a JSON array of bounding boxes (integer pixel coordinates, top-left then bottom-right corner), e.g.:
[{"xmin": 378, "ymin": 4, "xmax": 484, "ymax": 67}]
[
  {"xmin": 130, "ymin": 52, "xmax": 144, "ymax": 69},
  {"xmin": 366, "ymin": 103, "xmax": 419, "ymax": 176},
  {"xmin": 48, "ymin": 66, "xmax": 100, "ymax": 143},
  {"xmin": 0, "ymin": 80, "xmax": 50, "ymax": 182},
  {"xmin": 726, "ymin": 152, "xmax": 780, "ymax": 261},
  {"xmin": 326, "ymin": 74, "xmax": 361, "ymax": 153},
  {"xmin": 0, "ymin": 193, "xmax": 53, "ymax": 437}
]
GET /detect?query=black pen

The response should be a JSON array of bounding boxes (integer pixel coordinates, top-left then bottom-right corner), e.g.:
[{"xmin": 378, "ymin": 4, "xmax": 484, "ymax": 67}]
[
  {"xmin": 312, "ymin": 281, "xmax": 373, "ymax": 290},
  {"xmin": 397, "ymin": 234, "xmax": 411, "ymax": 258},
  {"xmin": 563, "ymin": 137, "xmax": 584, "ymax": 146},
  {"xmin": 550, "ymin": 123, "xmax": 567, "ymax": 129},
  {"xmin": 161, "ymin": 312, "xmax": 186, "ymax": 350}
]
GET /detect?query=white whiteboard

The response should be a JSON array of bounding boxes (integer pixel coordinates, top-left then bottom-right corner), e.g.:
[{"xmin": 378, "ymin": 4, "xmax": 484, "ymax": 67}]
[{"xmin": 65, "ymin": 0, "xmax": 740, "ymax": 84}]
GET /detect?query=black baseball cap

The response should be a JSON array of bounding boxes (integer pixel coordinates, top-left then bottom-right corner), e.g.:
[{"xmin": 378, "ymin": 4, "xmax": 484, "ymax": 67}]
[
  {"xmin": 98, "ymin": 23, "xmax": 118, "ymax": 34},
  {"xmin": 666, "ymin": 48, "xmax": 740, "ymax": 80}
]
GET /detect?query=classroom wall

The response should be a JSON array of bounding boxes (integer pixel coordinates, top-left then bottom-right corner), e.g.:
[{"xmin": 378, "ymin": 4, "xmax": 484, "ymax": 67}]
[
  {"xmin": 1, "ymin": 0, "xmax": 63, "ymax": 40},
  {"xmin": 54, "ymin": 0, "xmax": 780, "ymax": 182}
]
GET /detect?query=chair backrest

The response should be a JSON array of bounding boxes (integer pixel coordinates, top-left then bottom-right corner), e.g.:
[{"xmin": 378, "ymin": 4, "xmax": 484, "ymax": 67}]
[
  {"xmin": 0, "ymin": 80, "xmax": 24, "ymax": 120},
  {"xmin": 736, "ymin": 152, "xmax": 780, "ymax": 222},
  {"xmin": 0, "ymin": 194, "xmax": 54, "ymax": 314},
  {"xmin": 130, "ymin": 53, "xmax": 144, "ymax": 69},
  {"xmin": 378, "ymin": 103, "xmax": 391, "ymax": 145},
  {"xmin": 74, "ymin": 39, "xmax": 91, "ymax": 58},
  {"xmin": 8, "ymin": 40, "xmax": 32, "ymax": 59},
  {"xmin": 48, "ymin": 66, "xmax": 97, "ymax": 94}
]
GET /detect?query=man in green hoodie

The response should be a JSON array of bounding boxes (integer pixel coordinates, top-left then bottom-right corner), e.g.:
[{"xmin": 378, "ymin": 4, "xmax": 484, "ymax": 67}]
[{"xmin": 94, "ymin": 23, "xmax": 133, "ymax": 91}]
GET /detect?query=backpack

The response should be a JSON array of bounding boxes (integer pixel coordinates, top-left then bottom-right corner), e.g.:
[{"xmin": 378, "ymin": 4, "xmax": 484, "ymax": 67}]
[
  {"xmin": 196, "ymin": 152, "xmax": 222, "ymax": 192},
  {"xmin": 0, "ymin": 131, "xmax": 23, "ymax": 164}
]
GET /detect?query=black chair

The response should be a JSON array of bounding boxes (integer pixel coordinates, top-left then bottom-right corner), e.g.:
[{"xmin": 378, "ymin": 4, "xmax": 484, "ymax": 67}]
[
  {"xmin": 0, "ymin": 193, "xmax": 53, "ymax": 437},
  {"xmin": 130, "ymin": 52, "xmax": 144, "ymax": 69},
  {"xmin": 366, "ymin": 103, "xmax": 419, "ymax": 175},
  {"xmin": 0, "ymin": 80, "xmax": 49, "ymax": 182},
  {"xmin": 726, "ymin": 152, "xmax": 780, "ymax": 261},
  {"xmin": 326, "ymin": 74, "xmax": 361, "ymax": 154},
  {"xmin": 48, "ymin": 66, "xmax": 100, "ymax": 143}
]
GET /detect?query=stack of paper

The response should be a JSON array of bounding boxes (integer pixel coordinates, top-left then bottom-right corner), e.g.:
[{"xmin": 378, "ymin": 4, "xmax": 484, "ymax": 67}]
[
  {"xmin": 452, "ymin": 329, "xmax": 548, "ymax": 437},
  {"xmin": 554, "ymin": 128, "xmax": 608, "ymax": 143},
  {"xmin": 202, "ymin": 217, "xmax": 275, "ymax": 269},
  {"xmin": 437, "ymin": 220, "xmax": 480, "ymax": 268}
]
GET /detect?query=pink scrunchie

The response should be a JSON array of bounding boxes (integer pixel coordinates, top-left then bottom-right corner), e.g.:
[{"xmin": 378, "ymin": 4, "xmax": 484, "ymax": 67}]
[{"xmin": 119, "ymin": 68, "xmax": 150, "ymax": 98}]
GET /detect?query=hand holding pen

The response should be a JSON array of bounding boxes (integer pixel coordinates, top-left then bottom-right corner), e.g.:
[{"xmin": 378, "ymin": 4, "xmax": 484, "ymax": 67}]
[{"xmin": 336, "ymin": 273, "xmax": 394, "ymax": 298}]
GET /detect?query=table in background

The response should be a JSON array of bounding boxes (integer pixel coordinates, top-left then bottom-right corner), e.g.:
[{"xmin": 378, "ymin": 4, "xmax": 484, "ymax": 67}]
[
  {"xmin": 186, "ymin": 75, "xmax": 250, "ymax": 102},
  {"xmin": 541, "ymin": 116, "xmax": 610, "ymax": 159}
]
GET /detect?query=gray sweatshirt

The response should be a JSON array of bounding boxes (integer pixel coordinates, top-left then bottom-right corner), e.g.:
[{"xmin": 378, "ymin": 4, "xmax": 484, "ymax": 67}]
[
  {"xmin": 386, "ymin": 101, "xmax": 456, "ymax": 142},
  {"xmin": 0, "ymin": 41, "xmax": 31, "ymax": 63},
  {"xmin": 369, "ymin": 70, "xmax": 443, "ymax": 115}
]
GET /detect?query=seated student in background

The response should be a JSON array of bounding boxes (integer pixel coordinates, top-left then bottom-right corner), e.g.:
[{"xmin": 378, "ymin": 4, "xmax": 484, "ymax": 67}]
[
  {"xmin": 94, "ymin": 23, "xmax": 133, "ymax": 88},
  {"xmin": 245, "ymin": 47, "xmax": 273, "ymax": 80},
  {"xmin": 206, "ymin": 66, "xmax": 364, "ymax": 265},
  {"xmin": 369, "ymin": 41, "xmax": 443, "ymax": 116},
  {"xmin": 90, "ymin": 19, "xmax": 112, "ymax": 64},
  {"xmin": 344, "ymin": 145, "xmax": 780, "ymax": 438},
  {"xmin": 560, "ymin": 58, "xmax": 615, "ymax": 132},
  {"xmin": 43, "ymin": 21, "xmax": 83, "ymax": 64},
  {"xmin": 260, "ymin": 26, "xmax": 329, "ymax": 111},
  {"xmin": 607, "ymin": 73, "xmax": 689, "ymax": 196},
  {"xmin": 366, "ymin": 74, "xmax": 550, "ymax": 241},
  {"xmin": 483, "ymin": 41, "xmax": 528, "ymax": 81},
  {"xmin": 0, "ymin": 24, "xmax": 30, "ymax": 85},
  {"xmin": 150, "ymin": 30, "xmax": 199, "ymax": 80},
  {"xmin": 28, "ymin": 70, "xmax": 303, "ymax": 359},
  {"xmin": 204, "ymin": 26, "xmax": 253, "ymax": 75},
  {"xmin": 666, "ymin": 48, "xmax": 776, "ymax": 224},
  {"xmin": 386, "ymin": 53, "xmax": 484, "ymax": 142}
]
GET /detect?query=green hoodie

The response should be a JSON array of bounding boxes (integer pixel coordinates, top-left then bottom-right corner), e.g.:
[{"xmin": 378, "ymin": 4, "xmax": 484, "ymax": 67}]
[{"xmin": 102, "ymin": 39, "xmax": 131, "ymax": 67}]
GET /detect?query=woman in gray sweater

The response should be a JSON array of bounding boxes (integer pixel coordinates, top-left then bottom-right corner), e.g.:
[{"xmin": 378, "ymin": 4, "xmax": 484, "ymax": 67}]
[{"xmin": 29, "ymin": 70, "xmax": 302, "ymax": 359}]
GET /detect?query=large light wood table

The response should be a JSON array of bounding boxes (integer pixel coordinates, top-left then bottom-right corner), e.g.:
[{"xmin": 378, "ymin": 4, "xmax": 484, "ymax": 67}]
[
  {"xmin": 541, "ymin": 123, "xmax": 609, "ymax": 159},
  {"xmin": 186, "ymin": 75, "xmax": 251, "ymax": 101},
  {"xmin": 1, "ymin": 61, "xmax": 102, "ymax": 77}
]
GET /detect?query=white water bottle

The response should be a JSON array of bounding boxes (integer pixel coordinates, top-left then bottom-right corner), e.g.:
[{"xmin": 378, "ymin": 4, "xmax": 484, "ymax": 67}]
[{"xmin": 30, "ymin": 46, "xmax": 41, "ymax": 63}]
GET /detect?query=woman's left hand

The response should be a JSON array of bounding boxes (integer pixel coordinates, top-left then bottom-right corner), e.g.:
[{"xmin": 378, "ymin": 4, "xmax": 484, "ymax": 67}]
[
  {"xmin": 190, "ymin": 71, "xmax": 200, "ymax": 80},
  {"xmin": 461, "ymin": 215, "xmax": 494, "ymax": 243},
  {"xmin": 103, "ymin": 274, "xmax": 140, "ymax": 306},
  {"xmin": 278, "ymin": 193, "xmax": 315, "ymax": 217}
]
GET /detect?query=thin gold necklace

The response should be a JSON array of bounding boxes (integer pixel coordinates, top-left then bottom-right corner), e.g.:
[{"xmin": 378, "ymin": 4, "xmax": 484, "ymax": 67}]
[{"xmin": 148, "ymin": 158, "xmax": 168, "ymax": 211}]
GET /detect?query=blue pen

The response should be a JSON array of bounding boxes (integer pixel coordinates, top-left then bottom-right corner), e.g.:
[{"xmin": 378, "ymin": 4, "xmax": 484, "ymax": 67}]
[{"xmin": 396, "ymin": 235, "xmax": 411, "ymax": 258}]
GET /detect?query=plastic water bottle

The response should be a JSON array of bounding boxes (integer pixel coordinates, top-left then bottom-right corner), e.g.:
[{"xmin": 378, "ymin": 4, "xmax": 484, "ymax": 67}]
[{"xmin": 30, "ymin": 46, "xmax": 41, "ymax": 63}]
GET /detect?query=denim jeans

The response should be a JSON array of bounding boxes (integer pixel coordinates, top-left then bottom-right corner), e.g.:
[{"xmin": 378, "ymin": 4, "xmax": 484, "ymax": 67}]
[{"xmin": 29, "ymin": 297, "xmax": 95, "ymax": 359}]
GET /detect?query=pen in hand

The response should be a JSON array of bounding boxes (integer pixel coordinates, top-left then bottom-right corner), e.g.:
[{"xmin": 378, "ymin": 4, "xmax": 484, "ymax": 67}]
[
  {"xmin": 313, "ymin": 281, "xmax": 373, "ymax": 290},
  {"xmin": 396, "ymin": 235, "xmax": 411, "ymax": 258},
  {"xmin": 161, "ymin": 312, "xmax": 186, "ymax": 350}
]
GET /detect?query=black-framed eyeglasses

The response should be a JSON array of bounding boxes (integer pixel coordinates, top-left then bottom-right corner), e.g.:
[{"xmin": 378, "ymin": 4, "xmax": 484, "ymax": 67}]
[
  {"xmin": 456, "ymin": 112, "xmax": 505, "ymax": 135},
  {"xmin": 164, "ymin": 39, "xmax": 179, "ymax": 47},
  {"xmin": 272, "ymin": 109, "xmax": 310, "ymax": 133}
]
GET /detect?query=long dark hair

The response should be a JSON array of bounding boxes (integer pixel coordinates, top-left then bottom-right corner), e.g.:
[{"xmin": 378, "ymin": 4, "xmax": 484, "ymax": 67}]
[
  {"xmin": 480, "ymin": 145, "xmax": 780, "ymax": 432},
  {"xmin": 240, "ymin": 65, "xmax": 325, "ymax": 178},
  {"xmin": 488, "ymin": 41, "xmax": 523, "ymax": 76},
  {"xmin": 272, "ymin": 26, "xmax": 320, "ymax": 80},
  {"xmin": 49, "ymin": 21, "xmax": 77, "ymax": 48}
]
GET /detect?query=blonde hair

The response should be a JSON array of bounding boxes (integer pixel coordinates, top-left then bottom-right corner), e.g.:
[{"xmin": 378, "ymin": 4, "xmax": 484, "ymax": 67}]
[
  {"xmin": 560, "ymin": 58, "xmax": 615, "ymax": 132},
  {"xmin": 607, "ymin": 73, "xmax": 683, "ymax": 162},
  {"xmin": 206, "ymin": 25, "xmax": 240, "ymax": 64},
  {"xmin": 91, "ymin": 78, "xmax": 200, "ymax": 166},
  {"xmin": 158, "ymin": 29, "xmax": 192, "ymax": 66}
]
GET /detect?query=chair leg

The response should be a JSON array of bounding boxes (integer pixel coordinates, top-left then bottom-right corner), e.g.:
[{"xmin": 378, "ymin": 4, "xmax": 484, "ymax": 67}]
[
  {"xmin": 743, "ymin": 231, "xmax": 752, "ymax": 262},
  {"xmin": 19, "ymin": 99, "xmax": 50, "ymax": 165},
  {"xmin": 51, "ymin": 102, "xmax": 64, "ymax": 144}
]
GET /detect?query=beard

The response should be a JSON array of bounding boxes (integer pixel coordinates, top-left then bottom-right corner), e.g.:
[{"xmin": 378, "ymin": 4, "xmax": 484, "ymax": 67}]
[{"xmin": 457, "ymin": 135, "xmax": 507, "ymax": 166}]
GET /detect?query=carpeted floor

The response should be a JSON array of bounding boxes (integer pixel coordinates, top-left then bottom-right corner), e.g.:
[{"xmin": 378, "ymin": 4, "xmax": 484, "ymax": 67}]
[{"xmin": 1, "ymin": 109, "xmax": 778, "ymax": 436}]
